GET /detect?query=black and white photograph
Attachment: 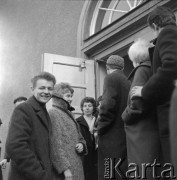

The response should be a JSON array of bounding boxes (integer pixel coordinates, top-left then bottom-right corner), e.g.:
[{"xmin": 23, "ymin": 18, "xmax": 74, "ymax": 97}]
[{"xmin": 0, "ymin": 0, "xmax": 177, "ymax": 179}]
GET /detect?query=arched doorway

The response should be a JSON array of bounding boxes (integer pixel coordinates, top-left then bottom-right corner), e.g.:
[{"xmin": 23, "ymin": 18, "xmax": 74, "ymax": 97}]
[{"xmin": 77, "ymin": 0, "xmax": 173, "ymax": 97}]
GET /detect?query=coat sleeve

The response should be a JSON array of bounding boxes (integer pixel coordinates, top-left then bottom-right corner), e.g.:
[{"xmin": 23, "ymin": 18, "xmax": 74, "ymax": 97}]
[
  {"xmin": 97, "ymin": 74, "xmax": 118, "ymax": 135},
  {"xmin": 142, "ymin": 28, "xmax": 177, "ymax": 101},
  {"xmin": 122, "ymin": 65, "xmax": 152, "ymax": 123},
  {"xmin": 77, "ymin": 126, "xmax": 88, "ymax": 155},
  {"xmin": 49, "ymin": 110, "xmax": 71, "ymax": 174},
  {"xmin": 5, "ymin": 105, "xmax": 46, "ymax": 180}
]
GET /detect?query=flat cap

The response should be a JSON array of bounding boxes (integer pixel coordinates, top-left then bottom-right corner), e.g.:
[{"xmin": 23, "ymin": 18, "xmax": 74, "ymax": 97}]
[
  {"xmin": 13, "ymin": 96, "xmax": 27, "ymax": 104},
  {"xmin": 106, "ymin": 55, "xmax": 124, "ymax": 69}
]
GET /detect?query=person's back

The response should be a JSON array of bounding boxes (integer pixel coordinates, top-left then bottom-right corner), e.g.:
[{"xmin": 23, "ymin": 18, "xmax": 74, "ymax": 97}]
[
  {"xmin": 97, "ymin": 55, "xmax": 130, "ymax": 180},
  {"xmin": 131, "ymin": 6, "xmax": 177, "ymax": 165},
  {"xmin": 122, "ymin": 39, "xmax": 160, "ymax": 179}
]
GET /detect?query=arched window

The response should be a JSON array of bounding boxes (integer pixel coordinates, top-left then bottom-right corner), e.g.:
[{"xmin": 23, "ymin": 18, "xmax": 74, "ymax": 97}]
[{"xmin": 90, "ymin": 0, "xmax": 144, "ymax": 35}]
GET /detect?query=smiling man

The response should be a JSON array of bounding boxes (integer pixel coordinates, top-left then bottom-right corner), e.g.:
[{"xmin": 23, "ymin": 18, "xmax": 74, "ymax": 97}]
[{"xmin": 6, "ymin": 72, "xmax": 56, "ymax": 180}]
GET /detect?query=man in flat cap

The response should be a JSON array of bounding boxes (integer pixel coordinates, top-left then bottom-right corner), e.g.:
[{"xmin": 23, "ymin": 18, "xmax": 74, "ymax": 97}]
[
  {"xmin": 0, "ymin": 96, "xmax": 28, "ymax": 169},
  {"xmin": 13, "ymin": 96, "xmax": 27, "ymax": 106},
  {"xmin": 97, "ymin": 55, "xmax": 130, "ymax": 180}
]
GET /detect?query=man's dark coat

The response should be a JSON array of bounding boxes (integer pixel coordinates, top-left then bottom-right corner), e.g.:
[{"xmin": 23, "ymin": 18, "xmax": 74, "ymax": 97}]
[
  {"xmin": 170, "ymin": 85, "xmax": 177, "ymax": 176},
  {"xmin": 6, "ymin": 96, "xmax": 53, "ymax": 180},
  {"xmin": 141, "ymin": 24, "xmax": 177, "ymax": 163},
  {"xmin": 97, "ymin": 69, "xmax": 130, "ymax": 180}
]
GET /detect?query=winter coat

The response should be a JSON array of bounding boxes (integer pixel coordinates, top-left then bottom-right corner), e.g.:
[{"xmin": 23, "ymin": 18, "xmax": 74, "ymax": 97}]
[
  {"xmin": 122, "ymin": 61, "xmax": 161, "ymax": 179},
  {"xmin": 170, "ymin": 84, "xmax": 177, "ymax": 176},
  {"xmin": 5, "ymin": 96, "xmax": 53, "ymax": 180},
  {"xmin": 97, "ymin": 69, "xmax": 130, "ymax": 180},
  {"xmin": 49, "ymin": 98, "xmax": 87, "ymax": 180},
  {"xmin": 141, "ymin": 25, "xmax": 177, "ymax": 163},
  {"xmin": 76, "ymin": 115, "xmax": 98, "ymax": 180},
  {"xmin": 0, "ymin": 167, "xmax": 2, "ymax": 180}
]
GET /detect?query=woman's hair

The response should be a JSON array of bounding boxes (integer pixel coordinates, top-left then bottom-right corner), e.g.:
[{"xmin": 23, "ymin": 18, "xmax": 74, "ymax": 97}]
[
  {"xmin": 147, "ymin": 6, "xmax": 176, "ymax": 29},
  {"xmin": 80, "ymin": 97, "xmax": 97, "ymax": 115},
  {"xmin": 128, "ymin": 39, "xmax": 152, "ymax": 64},
  {"xmin": 52, "ymin": 82, "xmax": 74, "ymax": 99}
]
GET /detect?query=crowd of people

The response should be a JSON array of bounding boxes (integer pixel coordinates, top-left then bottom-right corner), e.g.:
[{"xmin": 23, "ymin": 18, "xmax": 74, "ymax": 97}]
[{"xmin": 0, "ymin": 5, "xmax": 177, "ymax": 180}]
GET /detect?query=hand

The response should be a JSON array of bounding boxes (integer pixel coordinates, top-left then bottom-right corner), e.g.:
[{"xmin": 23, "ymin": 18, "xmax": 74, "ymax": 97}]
[
  {"xmin": 0, "ymin": 159, "xmax": 8, "ymax": 169},
  {"xmin": 75, "ymin": 143, "xmax": 83, "ymax": 153},
  {"xmin": 94, "ymin": 131, "xmax": 98, "ymax": 139},
  {"xmin": 64, "ymin": 169, "xmax": 73, "ymax": 180},
  {"xmin": 130, "ymin": 86, "xmax": 143, "ymax": 99}
]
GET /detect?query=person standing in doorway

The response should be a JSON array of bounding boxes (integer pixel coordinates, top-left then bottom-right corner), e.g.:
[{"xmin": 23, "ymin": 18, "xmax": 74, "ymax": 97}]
[
  {"xmin": 6, "ymin": 72, "xmax": 56, "ymax": 180},
  {"xmin": 97, "ymin": 55, "xmax": 130, "ymax": 180},
  {"xmin": 122, "ymin": 39, "xmax": 160, "ymax": 179}
]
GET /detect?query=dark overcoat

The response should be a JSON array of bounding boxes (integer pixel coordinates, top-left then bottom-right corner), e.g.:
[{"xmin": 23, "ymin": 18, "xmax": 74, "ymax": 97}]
[
  {"xmin": 141, "ymin": 25, "xmax": 177, "ymax": 163},
  {"xmin": 122, "ymin": 61, "xmax": 161, "ymax": 179},
  {"xmin": 170, "ymin": 85, "xmax": 177, "ymax": 176},
  {"xmin": 97, "ymin": 69, "xmax": 130, "ymax": 180},
  {"xmin": 5, "ymin": 96, "xmax": 53, "ymax": 180},
  {"xmin": 76, "ymin": 115, "xmax": 97, "ymax": 180}
]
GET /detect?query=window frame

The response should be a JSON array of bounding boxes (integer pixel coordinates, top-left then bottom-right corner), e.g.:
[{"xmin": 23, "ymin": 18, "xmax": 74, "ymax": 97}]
[
  {"xmin": 78, "ymin": 0, "xmax": 175, "ymax": 60},
  {"xmin": 90, "ymin": 0, "xmax": 145, "ymax": 36}
]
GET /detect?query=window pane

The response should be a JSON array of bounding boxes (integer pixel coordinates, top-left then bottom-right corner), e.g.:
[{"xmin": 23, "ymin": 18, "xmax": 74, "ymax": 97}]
[
  {"xmin": 101, "ymin": 9, "xmax": 110, "ymax": 29},
  {"xmin": 112, "ymin": 0, "xmax": 129, "ymax": 22},
  {"xmin": 90, "ymin": 0, "xmax": 144, "ymax": 35},
  {"xmin": 107, "ymin": 0, "xmax": 117, "ymax": 9}
]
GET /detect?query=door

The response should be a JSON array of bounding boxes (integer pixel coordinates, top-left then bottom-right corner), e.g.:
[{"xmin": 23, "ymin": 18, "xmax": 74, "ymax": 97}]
[{"xmin": 42, "ymin": 53, "xmax": 95, "ymax": 116}]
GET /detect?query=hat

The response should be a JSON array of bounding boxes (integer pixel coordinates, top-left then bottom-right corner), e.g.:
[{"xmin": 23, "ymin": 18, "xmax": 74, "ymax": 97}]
[
  {"xmin": 106, "ymin": 55, "xmax": 124, "ymax": 69},
  {"xmin": 13, "ymin": 96, "xmax": 27, "ymax": 104}
]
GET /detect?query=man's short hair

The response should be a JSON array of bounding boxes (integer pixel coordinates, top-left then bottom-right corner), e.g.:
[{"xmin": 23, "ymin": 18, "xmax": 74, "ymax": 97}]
[
  {"xmin": 31, "ymin": 72, "xmax": 56, "ymax": 88},
  {"xmin": 52, "ymin": 82, "xmax": 74, "ymax": 99},
  {"xmin": 128, "ymin": 39, "xmax": 151, "ymax": 64},
  {"xmin": 147, "ymin": 6, "xmax": 176, "ymax": 28},
  {"xmin": 13, "ymin": 96, "xmax": 27, "ymax": 104}
]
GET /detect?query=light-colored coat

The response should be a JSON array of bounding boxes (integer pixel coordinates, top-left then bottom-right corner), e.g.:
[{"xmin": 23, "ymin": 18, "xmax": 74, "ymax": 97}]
[{"xmin": 49, "ymin": 98, "xmax": 87, "ymax": 180}]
